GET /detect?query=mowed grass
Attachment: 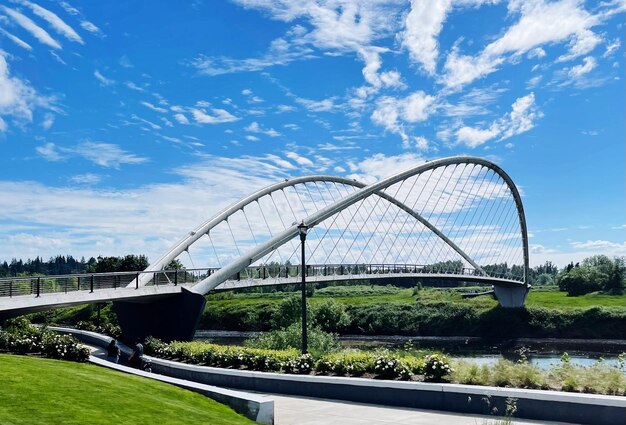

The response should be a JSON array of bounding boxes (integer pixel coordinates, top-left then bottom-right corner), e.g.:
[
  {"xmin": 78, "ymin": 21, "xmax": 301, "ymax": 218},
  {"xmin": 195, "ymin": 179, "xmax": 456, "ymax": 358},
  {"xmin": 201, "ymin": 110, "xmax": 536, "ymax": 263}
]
[
  {"xmin": 208, "ymin": 284, "xmax": 626, "ymax": 311},
  {"xmin": 526, "ymin": 290, "xmax": 626, "ymax": 310},
  {"xmin": 0, "ymin": 354, "xmax": 254, "ymax": 425}
]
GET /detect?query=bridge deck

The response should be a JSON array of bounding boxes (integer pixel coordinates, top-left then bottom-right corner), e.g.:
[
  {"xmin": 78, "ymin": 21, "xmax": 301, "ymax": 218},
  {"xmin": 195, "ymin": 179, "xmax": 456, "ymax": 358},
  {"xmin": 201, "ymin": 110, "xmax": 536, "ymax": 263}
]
[
  {"xmin": 215, "ymin": 272, "xmax": 523, "ymax": 290},
  {"xmin": 0, "ymin": 285, "xmax": 188, "ymax": 317}
]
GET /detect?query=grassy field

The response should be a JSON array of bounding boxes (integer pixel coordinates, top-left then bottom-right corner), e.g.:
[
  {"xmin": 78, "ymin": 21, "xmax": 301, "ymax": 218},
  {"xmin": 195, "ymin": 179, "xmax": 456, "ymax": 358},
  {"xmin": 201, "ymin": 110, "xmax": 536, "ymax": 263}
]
[
  {"xmin": 0, "ymin": 354, "xmax": 254, "ymax": 425},
  {"xmin": 526, "ymin": 290, "xmax": 626, "ymax": 309},
  {"xmin": 207, "ymin": 285, "xmax": 626, "ymax": 310}
]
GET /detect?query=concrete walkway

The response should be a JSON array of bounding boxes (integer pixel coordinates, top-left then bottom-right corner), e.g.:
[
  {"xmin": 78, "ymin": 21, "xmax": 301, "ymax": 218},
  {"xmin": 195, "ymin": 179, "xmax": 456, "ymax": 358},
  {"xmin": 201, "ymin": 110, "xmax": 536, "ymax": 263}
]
[
  {"xmin": 86, "ymin": 344, "xmax": 579, "ymax": 425},
  {"xmin": 267, "ymin": 393, "xmax": 576, "ymax": 425}
]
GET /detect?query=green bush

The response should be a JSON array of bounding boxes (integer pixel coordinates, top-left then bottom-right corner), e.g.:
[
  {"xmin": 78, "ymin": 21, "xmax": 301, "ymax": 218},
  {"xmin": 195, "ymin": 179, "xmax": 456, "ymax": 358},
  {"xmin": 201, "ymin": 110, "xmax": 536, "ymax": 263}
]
[
  {"xmin": 423, "ymin": 353, "xmax": 452, "ymax": 382},
  {"xmin": 0, "ymin": 319, "xmax": 89, "ymax": 362},
  {"xmin": 312, "ymin": 299, "xmax": 350, "ymax": 332},
  {"xmin": 246, "ymin": 322, "xmax": 340, "ymax": 356}
]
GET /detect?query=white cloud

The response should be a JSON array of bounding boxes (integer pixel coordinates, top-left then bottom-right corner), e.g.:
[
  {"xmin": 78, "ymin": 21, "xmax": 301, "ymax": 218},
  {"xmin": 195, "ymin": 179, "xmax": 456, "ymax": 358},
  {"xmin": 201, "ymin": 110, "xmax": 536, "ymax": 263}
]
[
  {"xmin": 191, "ymin": 36, "xmax": 315, "ymax": 76},
  {"xmin": 36, "ymin": 142, "xmax": 63, "ymax": 161},
  {"xmin": 245, "ymin": 121, "xmax": 280, "ymax": 137},
  {"xmin": 94, "ymin": 70, "xmax": 114, "ymax": 86},
  {"xmin": 141, "ymin": 101, "xmax": 167, "ymax": 113},
  {"xmin": 441, "ymin": 0, "xmax": 600, "ymax": 90},
  {"xmin": 371, "ymin": 91, "xmax": 436, "ymax": 147},
  {"xmin": 557, "ymin": 29, "xmax": 601, "ymax": 62},
  {"xmin": 277, "ymin": 105, "xmax": 297, "ymax": 113},
  {"xmin": 70, "ymin": 142, "xmax": 148, "ymax": 168},
  {"xmin": 173, "ymin": 113, "xmax": 190, "ymax": 125},
  {"xmin": 347, "ymin": 152, "xmax": 425, "ymax": 184},
  {"xmin": 38, "ymin": 141, "xmax": 147, "ymax": 168},
  {"xmin": 456, "ymin": 125, "xmax": 501, "ymax": 148},
  {"xmin": 80, "ymin": 21, "xmax": 102, "ymax": 35},
  {"xmin": 604, "ymin": 38, "xmax": 621, "ymax": 57},
  {"xmin": 19, "ymin": 1, "xmax": 83, "ymax": 44},
  {"xmin": 527, "ymin": 47, "xmax": 546, "ymax": 59},
  {"xmin": 568, "ymin": 56, "xmax": 596, "ymax": 78},
  {"xmin": 191, "ymin": 108, "xmax": 239, "ymax": 124},
  {"xmin": 295, "ymin": 97, "xmax": 336, "ymax": 112},
  {"xmin": 245, "ymin": 135, "xmax": 260, "ymax": 141},
  {"xmin": 0, "ymin": 28, "xmax": 33, "ymax": 50},
  {"xmin": 264, "ymin": 154, "xmax": 296, "ymax": 170},
  {"xmin": 1, "ymin": 6, "xmax": 61, "ymax": 49},
  {"xmin": 454, "ymin": 93, "xmax": 541, "ymax": 147},
  {"xmin": 131, "ymin": 114, "xmax": 161, "ymax": 130},
  {"xmin": 357, "ymin": 47, "xmax": 404, "ymax": 92},
  {"xmin": 69, "ymin": 173, "xmax": 101, "ymax": 185},
  {"xmin": 125, "ymin": 81, "xmax": 144, "ymax": 92},
  {"xmin": 400, "ymin": 0, "xmax": 452, "ymax": 74},
  {"xmin": 414, "ymin": 136, "xmax": 429, "ymax": 151},
  {"xmin": 42, "ymin": 112, "xmax": 54, "ymax": 130},
  {"xmin": 0, "ymin": 51, "xmax": 54, "ymax": 132},
  {"xmin": 285, "ymin": 151, "xmax": 314, "ymax": 166},
  {"xmin": 441, "ymin": 47, "xmax": 503, "ymax": 90}
]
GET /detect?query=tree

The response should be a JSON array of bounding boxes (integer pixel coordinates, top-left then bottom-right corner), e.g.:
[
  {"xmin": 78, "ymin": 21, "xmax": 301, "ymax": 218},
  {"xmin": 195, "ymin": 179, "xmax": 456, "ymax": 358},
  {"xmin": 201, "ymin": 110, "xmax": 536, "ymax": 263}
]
[
  {"xmin": 605, "ymin": 257, "xmax": 625, "ymax": 294},
  {"xmin": 558, "ymin": 265, "xmax": 605, "ymax": 296}
]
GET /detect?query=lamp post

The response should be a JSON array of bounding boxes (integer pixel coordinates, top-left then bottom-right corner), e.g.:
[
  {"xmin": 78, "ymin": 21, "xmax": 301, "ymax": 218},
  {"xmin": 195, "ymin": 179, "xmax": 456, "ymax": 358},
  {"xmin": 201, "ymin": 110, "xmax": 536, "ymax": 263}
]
[{"xmin": 297, "ymin": 221, "xmax": 309, "ymax": 355}]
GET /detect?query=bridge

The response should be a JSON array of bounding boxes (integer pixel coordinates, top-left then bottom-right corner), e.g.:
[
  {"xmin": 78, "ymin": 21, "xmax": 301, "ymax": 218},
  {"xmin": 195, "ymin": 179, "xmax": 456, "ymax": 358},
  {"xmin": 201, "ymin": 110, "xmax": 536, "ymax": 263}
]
[{"xmin": 0, "ymin": 156, "xmax": 530, "ymax": 341}]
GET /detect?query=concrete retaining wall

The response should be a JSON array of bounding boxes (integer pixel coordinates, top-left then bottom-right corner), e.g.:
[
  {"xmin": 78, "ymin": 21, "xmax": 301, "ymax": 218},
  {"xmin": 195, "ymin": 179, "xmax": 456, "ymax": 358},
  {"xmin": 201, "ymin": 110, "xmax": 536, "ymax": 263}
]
[
  {"xmin": 149, "ymin": 358, "xmax": 625, "ymax": 425},
  {"xmin": 55, "ymin": 327, "xmax": 626, "ymax": 425}
]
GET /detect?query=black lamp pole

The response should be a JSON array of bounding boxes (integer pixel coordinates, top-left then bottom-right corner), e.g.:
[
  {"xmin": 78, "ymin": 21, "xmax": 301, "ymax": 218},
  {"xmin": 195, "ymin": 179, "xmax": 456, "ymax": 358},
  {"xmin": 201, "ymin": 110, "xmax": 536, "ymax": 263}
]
[{"xmin": 298, "ymin": 222, "xmax": 308, "ymax": 355}]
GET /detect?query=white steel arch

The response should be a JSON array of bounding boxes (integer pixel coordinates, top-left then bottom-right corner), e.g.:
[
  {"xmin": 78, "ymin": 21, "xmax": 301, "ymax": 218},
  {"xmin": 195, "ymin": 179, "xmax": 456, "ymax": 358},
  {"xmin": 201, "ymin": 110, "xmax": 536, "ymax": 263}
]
[{"xmin": 173, "ymin": 156, "xmax": 529, "ymax": 295}]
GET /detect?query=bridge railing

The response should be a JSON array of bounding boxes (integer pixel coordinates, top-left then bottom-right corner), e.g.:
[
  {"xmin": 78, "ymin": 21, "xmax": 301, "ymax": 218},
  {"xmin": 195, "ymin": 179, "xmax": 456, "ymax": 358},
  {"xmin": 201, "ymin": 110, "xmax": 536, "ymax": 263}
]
[
  {"xmin": 0, "ymin": 268, "xmax": 218, "ymax": 299},
  {"xmin": 225, "ymin": 263, "xmax": 524, "ymax": 282}
]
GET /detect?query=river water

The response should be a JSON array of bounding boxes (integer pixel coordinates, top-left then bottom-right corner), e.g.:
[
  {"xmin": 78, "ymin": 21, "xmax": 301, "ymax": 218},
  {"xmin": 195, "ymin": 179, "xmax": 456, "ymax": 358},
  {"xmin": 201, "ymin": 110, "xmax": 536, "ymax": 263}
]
[{"xmin": 194, "ymin": 330, "xmax": 626, "ymax": 370}]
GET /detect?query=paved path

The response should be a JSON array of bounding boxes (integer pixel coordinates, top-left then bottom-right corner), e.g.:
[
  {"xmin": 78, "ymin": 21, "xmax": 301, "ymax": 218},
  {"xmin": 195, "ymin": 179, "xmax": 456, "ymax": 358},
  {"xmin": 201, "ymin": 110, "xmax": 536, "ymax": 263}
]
[
  {"xmin": 86, "ymin": 345, "xmax": 579, "ymax": 425},
  {"xmin": 267, "ymin": 393, "xmax": 577, "ymax": 425}
]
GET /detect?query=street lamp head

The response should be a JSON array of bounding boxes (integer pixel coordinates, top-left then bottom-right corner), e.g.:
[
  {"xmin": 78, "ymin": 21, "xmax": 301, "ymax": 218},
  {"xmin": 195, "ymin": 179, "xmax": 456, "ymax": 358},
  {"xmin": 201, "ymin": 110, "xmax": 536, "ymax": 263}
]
[{"xmin": 297, "ymin": 221, "xmax": 309, "ymax": 236}]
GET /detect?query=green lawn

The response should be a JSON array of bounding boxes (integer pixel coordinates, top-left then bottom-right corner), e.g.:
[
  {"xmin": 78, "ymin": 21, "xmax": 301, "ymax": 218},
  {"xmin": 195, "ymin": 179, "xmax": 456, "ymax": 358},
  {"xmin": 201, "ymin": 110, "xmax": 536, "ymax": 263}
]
[
  {"xmin": 526, "ymin": 290, "xmax": 626, "ymax": 310},
  {"xmin": 207, "ymin": 285, "xmax": 626, "ymax": 311},
  {"xmin": 0, "ymin": 354, "xmax": 254, "ymax": 425}
]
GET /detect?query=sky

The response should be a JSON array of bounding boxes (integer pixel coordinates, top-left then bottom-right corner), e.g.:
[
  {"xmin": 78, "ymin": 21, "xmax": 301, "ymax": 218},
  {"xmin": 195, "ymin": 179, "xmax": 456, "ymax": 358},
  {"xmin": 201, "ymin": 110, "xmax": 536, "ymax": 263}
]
[{"xmin": 0, "ymin": 0, "xmax": 624, "ymax": 269}]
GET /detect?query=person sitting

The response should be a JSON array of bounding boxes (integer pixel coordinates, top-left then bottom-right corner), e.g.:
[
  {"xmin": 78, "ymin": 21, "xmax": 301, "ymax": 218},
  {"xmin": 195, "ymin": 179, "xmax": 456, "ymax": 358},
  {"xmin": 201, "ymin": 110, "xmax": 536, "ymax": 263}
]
[{"xmin": 106, "ymin": 339, "xmax": 120, "ymax": 364}]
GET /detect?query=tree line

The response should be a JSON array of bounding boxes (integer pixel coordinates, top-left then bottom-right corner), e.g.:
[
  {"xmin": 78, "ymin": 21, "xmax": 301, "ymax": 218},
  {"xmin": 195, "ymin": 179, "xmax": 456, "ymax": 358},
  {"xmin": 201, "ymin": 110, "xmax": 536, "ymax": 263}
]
[{"xmin": 1, "ymin": 253, "xmax": 623, "ymax": 295}]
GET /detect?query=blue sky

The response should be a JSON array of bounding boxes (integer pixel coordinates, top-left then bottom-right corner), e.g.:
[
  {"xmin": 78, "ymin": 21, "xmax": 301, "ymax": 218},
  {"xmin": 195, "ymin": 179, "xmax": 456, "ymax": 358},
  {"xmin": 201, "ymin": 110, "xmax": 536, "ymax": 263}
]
[{"xmin": 0, "ymin": 0, "xmax": 624, "ymax": 267}]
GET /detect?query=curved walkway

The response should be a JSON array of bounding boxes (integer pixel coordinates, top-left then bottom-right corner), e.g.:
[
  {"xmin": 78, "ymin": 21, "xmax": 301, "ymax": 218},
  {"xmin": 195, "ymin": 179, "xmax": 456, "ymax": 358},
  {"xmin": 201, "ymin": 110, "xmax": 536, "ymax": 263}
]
[
  {"xmin": 85, "ymin": 344, "xmax": 577, "ymax": 425},
  {"xmin": 267, "ymin": 393, "xmax": 574, "ymax": 425}
]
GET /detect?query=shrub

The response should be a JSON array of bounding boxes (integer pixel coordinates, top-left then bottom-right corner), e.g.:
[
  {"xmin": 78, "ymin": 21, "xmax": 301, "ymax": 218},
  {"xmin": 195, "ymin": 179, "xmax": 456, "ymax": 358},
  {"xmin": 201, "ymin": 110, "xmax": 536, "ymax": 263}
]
[
  {"xmin": 372, "ymin": 356, "xmax": 411, "ymax": 380},
  {"xmin": 246, "ymin": 322, "xmax": 340, "ymax": 356},
  {"xmin": 423, "ymin": 353, "xmax": 452, "ymax": 382},
  {"xmin": 0, "ymin": 319, "xmax": 88, "ymax": 362},
  {"xmin": 312, "ymin": 299, "xmax": 350, "ymax": 332},
  {"xmin": 283, "ymin": 354, "xmax": 314, "ymax": 374}
]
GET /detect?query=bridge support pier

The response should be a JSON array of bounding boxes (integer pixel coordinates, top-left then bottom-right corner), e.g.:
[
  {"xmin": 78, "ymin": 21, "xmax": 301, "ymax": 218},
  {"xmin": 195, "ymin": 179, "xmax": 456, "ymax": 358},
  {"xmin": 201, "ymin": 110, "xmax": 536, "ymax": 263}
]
[
  {"xmin": 113, "ymin": 287, "xmax": 206, "ymax": 343},
  {"xmin": 493, "ymin": 284, "xmax": 530, "ymax": 308}
]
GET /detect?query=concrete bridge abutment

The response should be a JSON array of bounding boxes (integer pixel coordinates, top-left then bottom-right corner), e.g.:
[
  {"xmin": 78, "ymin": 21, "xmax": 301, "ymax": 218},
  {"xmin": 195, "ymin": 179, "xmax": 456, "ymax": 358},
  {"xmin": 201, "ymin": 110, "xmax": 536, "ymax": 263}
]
[
  {"xmin": 493, "ymin": 284, "xmax": 530, "ymax": 308},
  {"xmin": 113, "ymin": 287, "xmax": 205, "ymax": 343}
]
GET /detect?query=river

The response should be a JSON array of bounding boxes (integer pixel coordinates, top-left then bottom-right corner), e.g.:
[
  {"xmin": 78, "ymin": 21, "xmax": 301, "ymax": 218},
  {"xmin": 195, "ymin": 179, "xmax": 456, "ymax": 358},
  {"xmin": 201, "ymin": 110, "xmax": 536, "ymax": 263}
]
[{"xmin": 194, "ymin": 330, "xmax": 626, "ymax": 370}]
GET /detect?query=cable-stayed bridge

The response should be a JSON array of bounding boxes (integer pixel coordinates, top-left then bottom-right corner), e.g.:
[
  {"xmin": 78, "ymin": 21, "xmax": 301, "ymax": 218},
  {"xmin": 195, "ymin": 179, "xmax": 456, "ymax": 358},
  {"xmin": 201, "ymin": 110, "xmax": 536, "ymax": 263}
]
[{"xmin": 0, "ymin": 156, "xmax": 530, "ymax": 341}]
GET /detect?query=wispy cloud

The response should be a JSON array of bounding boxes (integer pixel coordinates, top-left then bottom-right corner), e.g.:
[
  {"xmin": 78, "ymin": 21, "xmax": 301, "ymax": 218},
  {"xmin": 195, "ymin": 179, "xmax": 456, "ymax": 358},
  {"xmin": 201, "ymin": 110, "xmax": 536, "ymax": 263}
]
[
  {"xmin": 245, "ymin": 121, "xmax": 280, "ymax": 137},
  {"xmin": 0, "ymin": 27, "xmax": 33, "ymax": 50},
  {"xmin": 191, "ymin": 108, "xmax": 239, "ymax": 124},
  {"xmin": 1, "ymin": 6, "xmax": 61, "ymax": 49},
  {"xmin": 37, "ymin": 141, "xmax": 148, "ymax": 169},
  {"xmin": 18, "ymin": 0, "xmax": 83, "ymax": 44},
  {"xmin": 453, "ymin": 93, "xmax": 542, "ymax": 148},
  {"xmin": 0, "ymin": 51, "xmax": 55, "ymax": 132},
  {"xmin": 141, "ymin": 101, "xmax": 167, "ymax": 113},
  {"xmin": 94, "ymin": 70, "xmax": 114, "ymax": 86}
]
